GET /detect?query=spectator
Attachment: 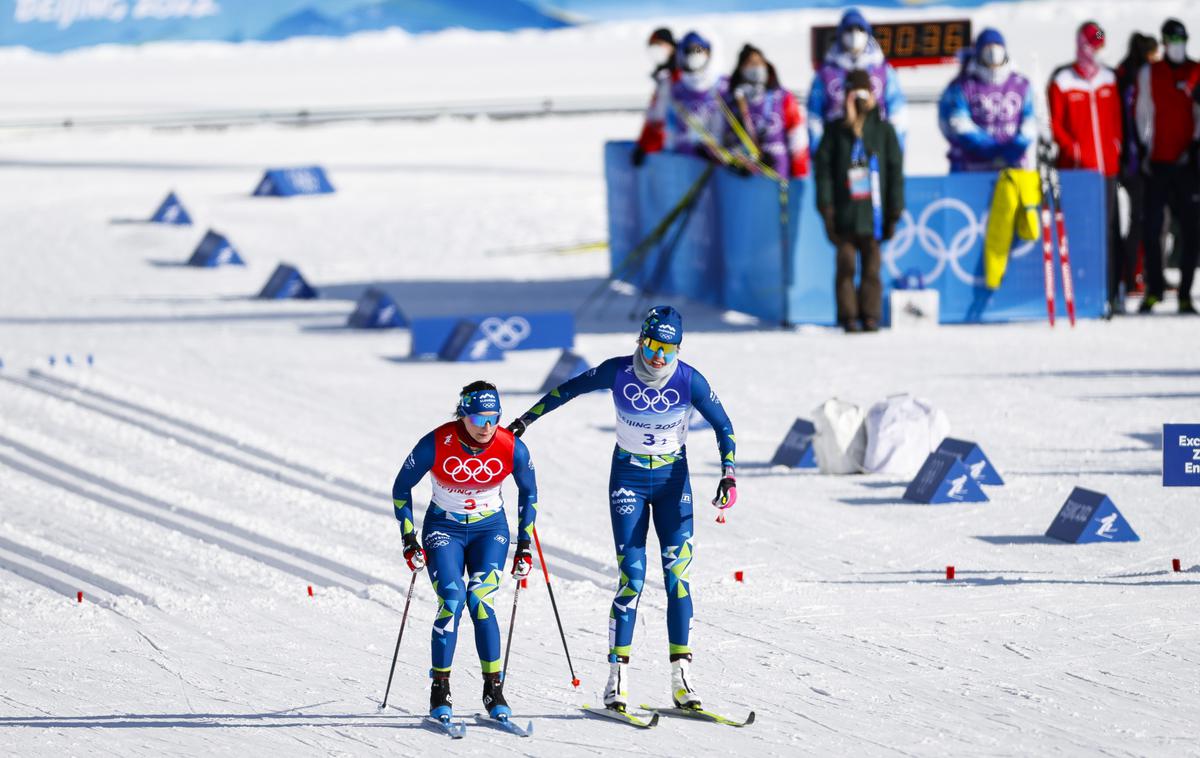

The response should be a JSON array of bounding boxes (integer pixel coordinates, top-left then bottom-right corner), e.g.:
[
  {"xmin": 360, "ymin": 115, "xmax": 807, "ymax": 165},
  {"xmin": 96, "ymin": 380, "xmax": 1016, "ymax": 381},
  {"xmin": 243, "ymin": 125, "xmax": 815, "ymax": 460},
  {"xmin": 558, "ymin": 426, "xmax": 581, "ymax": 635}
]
[
  {"xmin": 938, "ymin": 29, "xmax": 1037, "ymax": 172},
  {"xmin": 1048, "ymin": 21, "xmax": 1124, "ymax": 315},
  {"xmin": 663, "ymin": 31, "xmax": 728, "ymax": 161},
  {"xmin": 723, "ymin": 44, "xmax": 809, "ymax": 178},
  {"xmin": 1135, "ymin": 18, "xmax": 1200, "ymax": 314},
  {"xmin": 632, "ymin": 28, "xmax": 677, "ymax": 167},
  {"xmin": 808, "ymin": 8, "xmax": 907, "ymax": 154},
  {"xmin": 814, "ymin": 69, "xmax": 904, "ymax": 333},
  {"xmin": 1115, "ymin": 33, "xmax": 1161, "ymax": 303}
]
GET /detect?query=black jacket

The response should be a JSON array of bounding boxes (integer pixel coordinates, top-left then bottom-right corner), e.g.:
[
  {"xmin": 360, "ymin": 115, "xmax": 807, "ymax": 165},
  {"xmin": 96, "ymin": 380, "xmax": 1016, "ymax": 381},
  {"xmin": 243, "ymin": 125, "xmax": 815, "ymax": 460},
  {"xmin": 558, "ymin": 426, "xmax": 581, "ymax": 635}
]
[{"xmin": 814, "ymin": 109, "xmax": 904, "ymax": 237}]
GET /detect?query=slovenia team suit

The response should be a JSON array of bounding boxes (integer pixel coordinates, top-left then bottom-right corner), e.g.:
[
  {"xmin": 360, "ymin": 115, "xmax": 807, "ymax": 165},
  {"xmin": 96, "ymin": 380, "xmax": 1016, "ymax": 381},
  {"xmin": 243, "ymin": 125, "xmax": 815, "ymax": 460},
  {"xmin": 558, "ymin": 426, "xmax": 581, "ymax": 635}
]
[
  {"xmin": 513, "ymin": 307, "xmax": 736, "ymax": 703},
  {"xmin": 391, "ymin": 402, "xmax": 537, "ymax": 686}
]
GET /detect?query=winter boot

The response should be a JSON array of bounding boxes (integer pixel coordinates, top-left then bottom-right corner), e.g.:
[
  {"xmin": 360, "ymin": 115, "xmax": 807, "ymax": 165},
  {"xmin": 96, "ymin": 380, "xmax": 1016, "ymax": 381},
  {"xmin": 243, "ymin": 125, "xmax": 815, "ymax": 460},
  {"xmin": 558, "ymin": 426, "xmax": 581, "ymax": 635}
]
[
  {"xmin": 429, "ymin": 671, "xmax": 452, "ymax": 720},
  {"xmin": 482, "ymin": 672, "xmax": 511, "ymax": 720},
  {"xmin": 603, "ymin": 659, "xmax": 629, "ymax": 712},
  {"xmin": 670, "ymin": 655, "xmax": 702, "ymax": 710}
]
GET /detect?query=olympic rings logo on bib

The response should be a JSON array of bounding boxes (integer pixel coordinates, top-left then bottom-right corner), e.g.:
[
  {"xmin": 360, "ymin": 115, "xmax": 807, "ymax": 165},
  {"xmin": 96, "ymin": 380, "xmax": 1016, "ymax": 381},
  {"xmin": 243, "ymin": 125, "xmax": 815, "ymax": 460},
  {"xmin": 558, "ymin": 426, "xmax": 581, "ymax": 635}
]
[
  {"xmin": 442, "ymin": 456, "xmax": 504, "ymax": 483},
  {"xmin": 622, "ymin": 384, "xmax": 680, "ymax": 412}
]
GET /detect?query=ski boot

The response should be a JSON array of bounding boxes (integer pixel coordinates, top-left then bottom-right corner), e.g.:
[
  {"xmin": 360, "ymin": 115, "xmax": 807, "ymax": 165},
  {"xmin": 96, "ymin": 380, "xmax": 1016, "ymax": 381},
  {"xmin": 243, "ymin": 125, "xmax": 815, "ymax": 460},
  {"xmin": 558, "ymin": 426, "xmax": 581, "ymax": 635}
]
[
  {"xmin": 670, "ymin": 655, "xmax": 702, "ymax": 710},
  {"xmin": 482, "ymin": 672, "xmax": 511, "ymax": 720},
  {"xmin": 429, "ymin": 671, "xmax": 453, "ymax": 720},
  {"xmin": 603, "ymin": 658, "xmax": 629, "ymax": 713}
]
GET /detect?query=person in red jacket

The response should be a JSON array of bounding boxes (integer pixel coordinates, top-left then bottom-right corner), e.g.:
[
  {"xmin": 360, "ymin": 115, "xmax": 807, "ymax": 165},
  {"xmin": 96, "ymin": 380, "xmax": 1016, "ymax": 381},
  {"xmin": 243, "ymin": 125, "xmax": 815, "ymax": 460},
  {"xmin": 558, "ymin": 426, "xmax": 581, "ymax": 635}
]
[
  {"xmin": 632, "ymin": 28, "xmax": 678, "ymax": 167},
  {"xmin": 1135, "ymin": 18, "xmax": 1200, "ymax": 314},
  {"xmin": 1049, "ymin": 21, "xmax": 1125, "ymax": 315}
]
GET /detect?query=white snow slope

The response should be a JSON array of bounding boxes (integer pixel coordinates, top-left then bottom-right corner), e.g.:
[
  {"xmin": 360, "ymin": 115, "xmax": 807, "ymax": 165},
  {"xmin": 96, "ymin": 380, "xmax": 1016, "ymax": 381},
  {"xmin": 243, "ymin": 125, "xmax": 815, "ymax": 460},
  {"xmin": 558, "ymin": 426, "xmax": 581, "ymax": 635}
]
[{"xmin": 2, "ymin": 3, "xmax": 1200, "ymax": 757}]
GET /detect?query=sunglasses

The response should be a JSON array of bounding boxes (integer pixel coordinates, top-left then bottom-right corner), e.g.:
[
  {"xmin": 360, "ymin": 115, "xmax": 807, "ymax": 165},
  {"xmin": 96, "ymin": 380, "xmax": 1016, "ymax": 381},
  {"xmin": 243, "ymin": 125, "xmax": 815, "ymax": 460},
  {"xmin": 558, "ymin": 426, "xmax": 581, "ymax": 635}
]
[
  {"xmin": 464, "ymin": 413, "xmax": 501, "ymax": 428},
  {"xmin": 1164, "ymin": 34, "xmax": 1187, "ymax": 43},
  {"xmin": 641, "ymin": 337, "xmax": 679, "ymax": 362},
  {"xmin": 685, "ymin": 46, "xmax": 708, "ymax": 55}
]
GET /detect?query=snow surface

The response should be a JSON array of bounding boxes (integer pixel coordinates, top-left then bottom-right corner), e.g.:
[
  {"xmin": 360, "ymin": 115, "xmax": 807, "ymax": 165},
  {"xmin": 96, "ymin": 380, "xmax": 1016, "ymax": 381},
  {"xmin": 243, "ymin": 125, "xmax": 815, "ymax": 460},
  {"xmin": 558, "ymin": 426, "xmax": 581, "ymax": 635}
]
[{"xmin": 2, "ymin": 3, "xmax": 1200, "ymax": 756}]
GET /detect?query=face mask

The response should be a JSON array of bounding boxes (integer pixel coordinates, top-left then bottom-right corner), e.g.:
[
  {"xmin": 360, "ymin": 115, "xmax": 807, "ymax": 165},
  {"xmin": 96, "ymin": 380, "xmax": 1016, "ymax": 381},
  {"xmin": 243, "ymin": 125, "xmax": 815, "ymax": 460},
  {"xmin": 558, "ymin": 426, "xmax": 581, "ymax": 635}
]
[
  {"xmin": 742, "ymin": 65, "xmax": 768, "ymax": 85},
  {"xmin": 979, "ymin": 43, "xmax": 1007, "ymax": 67},
  {"xmin": 685, "ymin": 51, "xmax": 709, "ymax": 72},
  {"xmin": 647, "ymin": 44, "xmax": 672, "ymax": 67},
  {"xmin": 1166, "ymin": 41, "xmax": 1187, "ymax": 63},
  {"xmin": 842, "ymin": 29, "xmax": 869, "ymax": 54}
]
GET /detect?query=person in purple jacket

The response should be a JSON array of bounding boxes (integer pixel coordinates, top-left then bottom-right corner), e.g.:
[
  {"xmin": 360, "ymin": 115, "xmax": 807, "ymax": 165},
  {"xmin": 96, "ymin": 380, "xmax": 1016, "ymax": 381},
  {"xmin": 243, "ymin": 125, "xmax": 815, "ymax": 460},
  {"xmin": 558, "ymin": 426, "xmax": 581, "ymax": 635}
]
[
  {"xmin": 808, "ymin": 7, "xmax": 908, "ymax": 154},
  {"xmin": 937, "ymin": 28, "xmax": 1038, "ymax": 172},
  {"xmin": 664, "ymin": 30, "xmax": 729, "ymax": 160}
]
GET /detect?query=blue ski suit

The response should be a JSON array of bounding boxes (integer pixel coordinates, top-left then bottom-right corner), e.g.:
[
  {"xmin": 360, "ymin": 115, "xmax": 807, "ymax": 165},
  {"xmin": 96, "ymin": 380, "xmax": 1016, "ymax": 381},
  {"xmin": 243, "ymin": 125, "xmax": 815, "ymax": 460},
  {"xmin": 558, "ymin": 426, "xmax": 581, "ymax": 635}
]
[
  {"xmin": 392, "ymin": 421, "xmax": 538, "ymax": 674},
  {"xmin": 520, "ymin": 356, "xmax": 735, "ymax": 660}
]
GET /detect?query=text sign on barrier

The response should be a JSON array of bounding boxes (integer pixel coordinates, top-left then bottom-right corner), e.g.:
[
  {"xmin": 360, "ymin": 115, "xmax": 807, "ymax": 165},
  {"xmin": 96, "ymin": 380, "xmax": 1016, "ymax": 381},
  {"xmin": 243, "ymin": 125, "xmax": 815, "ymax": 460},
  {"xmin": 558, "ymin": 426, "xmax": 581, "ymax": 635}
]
[
  {"xmin": 904, "ymin": 451, "xmax": 988, "ymax": 504},
  {"xmin": 1046, "ymin": 487, "xmax": 1139, "ymax": 543},
  {"xmin": 258, "ymin": 263, "xmax": 318, "ymax": 299},
  {"xmin": 604, "ymin": 144, "xmax": 1106, "ymax": 325},
  {"xmin": 439, "ymin": 320, "xmax": 504, "ymax": 362},
  {"xmin": 150, "ymin": 192, "xmax": 192, "ymax": 225},
  {"xmin": 188, "ymin": 230, "xmax": 244, "ymax": 267},
  {"xmin": 935, "ymin": 438, "xmax": 1003, "ymax": 485},
  {"xmin": 253, "ymin": 167, "xmax": 335, "ymax": 197},
  {"xmin": 1163, "ymin": 424, "xmax": 1200, "ymax": 486},
  {"xmin": 347, "ymin": 287, "xmax": 406, "ymax": 329},
  {"xmin": 770, "ymin": 418, "xmax": 817, "ymax": 469},
  {"xmin": 539, "ymin": 350, "xmax": 590, "ymax": 394},
  {"xmin": 410, "ymin": 311, "xmax": 575, "ymax": 357}
]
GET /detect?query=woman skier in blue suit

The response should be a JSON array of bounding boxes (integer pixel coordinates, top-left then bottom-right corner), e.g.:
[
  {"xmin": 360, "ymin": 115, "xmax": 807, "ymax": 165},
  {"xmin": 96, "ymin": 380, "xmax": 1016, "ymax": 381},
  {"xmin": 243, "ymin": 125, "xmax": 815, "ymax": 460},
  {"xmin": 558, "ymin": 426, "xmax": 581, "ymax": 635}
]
[{"xmin": 508, "ymin": 305, "xmax": 736, "ymax": 713}]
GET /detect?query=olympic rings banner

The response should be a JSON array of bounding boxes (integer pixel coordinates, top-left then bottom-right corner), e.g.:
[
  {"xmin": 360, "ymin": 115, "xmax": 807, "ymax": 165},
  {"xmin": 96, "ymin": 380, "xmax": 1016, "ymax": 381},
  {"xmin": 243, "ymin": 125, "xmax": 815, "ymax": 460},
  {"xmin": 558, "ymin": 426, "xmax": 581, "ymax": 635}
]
[
  {"xmin": 409, "ymin": 311, "xmax": 575, "ymax": 357},
  {"xmin": 605, "ymin": 141, "xmax": 1106, "ymax": 325}
]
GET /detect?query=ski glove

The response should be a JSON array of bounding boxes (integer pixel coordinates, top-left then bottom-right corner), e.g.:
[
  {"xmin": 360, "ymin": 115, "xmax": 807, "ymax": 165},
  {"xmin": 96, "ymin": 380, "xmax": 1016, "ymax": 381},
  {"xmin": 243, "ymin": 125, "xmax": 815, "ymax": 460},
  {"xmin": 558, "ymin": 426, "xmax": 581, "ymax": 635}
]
[
  {"xmin": 511, "ymin": 539, "xmax": 533, "ymax": 579},
  {"xmin": 402, "ymin": 535, "xmax": 426, "ymax": 572},
  {"xmin": 507, "ymin": 418, "xmax": 528, "ymax": 438},
  {"xmin": 712, "ymin": 467, "xmax": 737, "ymax": 509}
]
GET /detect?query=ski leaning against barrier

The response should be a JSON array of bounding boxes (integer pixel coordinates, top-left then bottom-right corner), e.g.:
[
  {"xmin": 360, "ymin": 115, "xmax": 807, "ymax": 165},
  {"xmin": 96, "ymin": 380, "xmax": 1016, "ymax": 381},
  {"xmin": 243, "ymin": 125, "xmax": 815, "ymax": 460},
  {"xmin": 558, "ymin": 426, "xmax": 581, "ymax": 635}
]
[
  {"xmin": 581, "ymin": 705, "xmax": 660, "ymax": 729},
  {"xmin": 641, "ymin": 704, "xmax": 756, "ymax": 728},
  {"xmin": 474, "ymin": 713, "xmax": 533, "ymax": 737},
  {"xmin": 1036, "ymin": 139, "xmax": 1077, "ymax": 327},
  {"xmin": 424, "ymin": 715, "xmax": 466, "ymax": 739}
]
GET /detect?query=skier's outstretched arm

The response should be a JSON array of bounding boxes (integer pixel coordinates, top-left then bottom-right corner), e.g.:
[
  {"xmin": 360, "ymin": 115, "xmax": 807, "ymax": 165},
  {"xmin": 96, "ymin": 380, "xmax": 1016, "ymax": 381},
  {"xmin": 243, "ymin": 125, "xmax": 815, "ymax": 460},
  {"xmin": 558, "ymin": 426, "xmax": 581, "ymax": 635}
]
[
  {"xmin": 511, "ymin": 438, "xmax": 539, "ymax": 543},
  {"xmin": 689, "ymin": 369, "xmax": 736, "ymax": 471},
  {"xmin": 391, "ymin": 432, "xmax": 435, "ymax": 540},
  {"xmin": 508, "ymin": 357, "xmax": 621, "ymax": 436}
]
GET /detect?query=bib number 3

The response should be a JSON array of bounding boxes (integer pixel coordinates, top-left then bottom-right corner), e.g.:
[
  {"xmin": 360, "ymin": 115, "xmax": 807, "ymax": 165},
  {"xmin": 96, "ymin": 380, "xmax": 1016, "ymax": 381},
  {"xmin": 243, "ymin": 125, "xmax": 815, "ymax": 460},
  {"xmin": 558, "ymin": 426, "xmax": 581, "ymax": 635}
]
[{"xmin": 643, "ymin": 433, "xmax": 656, "ymax": 447}]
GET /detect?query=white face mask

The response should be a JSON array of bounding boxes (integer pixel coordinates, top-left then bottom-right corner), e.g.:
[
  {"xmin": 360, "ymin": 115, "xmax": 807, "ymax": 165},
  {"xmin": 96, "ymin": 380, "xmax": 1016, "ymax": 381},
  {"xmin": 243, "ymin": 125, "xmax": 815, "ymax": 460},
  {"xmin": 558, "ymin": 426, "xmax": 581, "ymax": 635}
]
[
  {"xmin": 685, "ymin": 51, "xmax": 709, "ymax": 72},
  {"xmin": 979, "ymin": 43, "xmax": 1007, "ymax": 67},
  {"xmin": 742, "ymin": 65, "xmax": 768, "ymax": 85},
  {"xmin": 647, "ymin": 44, "xmax": 673, "ymax": 67},
  {"xmin": 842, "ymin": 29, "xmax": 869, "ymax": 54},
  {"xmin": 1166, "ymin": 41, "xmax": 1187, "ymax": 63}
]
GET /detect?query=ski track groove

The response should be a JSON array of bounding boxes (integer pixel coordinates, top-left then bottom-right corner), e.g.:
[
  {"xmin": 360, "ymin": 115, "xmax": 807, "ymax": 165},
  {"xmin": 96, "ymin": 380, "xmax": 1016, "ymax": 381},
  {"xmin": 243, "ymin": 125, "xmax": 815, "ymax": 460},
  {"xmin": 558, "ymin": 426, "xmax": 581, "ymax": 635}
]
[
  {"xmin": 0, "ymin": 432, "xmax": 402, "ymax": 594},
  {"xmin": 1, "ymin": 373, "xmax": 382, "ymax": 515},
  {"xmin": 0, "ymin": 533, "xmax": 155, "ymax": 606},
  {"xmin": 0, "ymin": 447, "xmax": 367, "ymax": 596},
  {"xmin": 0, "ymin": 549, "xmax": 107, "ymax": 606},
  {"xmin": 29, "ymin": 368, "xmax": 388, "ymax": 501}
]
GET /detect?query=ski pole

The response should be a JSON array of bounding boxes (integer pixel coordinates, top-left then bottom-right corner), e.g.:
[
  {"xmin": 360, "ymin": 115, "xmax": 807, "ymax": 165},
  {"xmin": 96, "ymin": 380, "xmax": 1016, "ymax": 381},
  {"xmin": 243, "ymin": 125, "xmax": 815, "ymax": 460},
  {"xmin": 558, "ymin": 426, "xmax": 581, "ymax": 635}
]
[
  {"xmin": 501, "ymin": 575, "xmax": 522, "ymax": 683},
  {"xmin": 379, "ymin": 571, "xmax": 419, "ymax": 711},
  {"xmin": 532, "ymin": 527, "xmax": 580, "ymax": 688}
]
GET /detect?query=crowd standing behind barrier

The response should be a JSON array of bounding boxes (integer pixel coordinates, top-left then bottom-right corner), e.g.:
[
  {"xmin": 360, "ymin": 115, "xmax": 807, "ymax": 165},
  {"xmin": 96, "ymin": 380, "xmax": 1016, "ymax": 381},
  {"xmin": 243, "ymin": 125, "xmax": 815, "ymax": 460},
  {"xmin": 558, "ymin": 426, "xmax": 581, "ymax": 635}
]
[{"xmin": 628, "ymin": 8, "xmax": 1200, "ymax": 324}]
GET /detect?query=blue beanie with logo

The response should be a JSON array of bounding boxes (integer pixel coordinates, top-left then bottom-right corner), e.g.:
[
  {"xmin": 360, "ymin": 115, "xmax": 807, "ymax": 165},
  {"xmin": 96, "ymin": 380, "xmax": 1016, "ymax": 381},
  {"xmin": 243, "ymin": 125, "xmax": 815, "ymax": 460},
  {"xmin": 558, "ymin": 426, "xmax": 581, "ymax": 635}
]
[{"xmin": 641, "ymin": 305, "xmax": 683, "ymax": 345}]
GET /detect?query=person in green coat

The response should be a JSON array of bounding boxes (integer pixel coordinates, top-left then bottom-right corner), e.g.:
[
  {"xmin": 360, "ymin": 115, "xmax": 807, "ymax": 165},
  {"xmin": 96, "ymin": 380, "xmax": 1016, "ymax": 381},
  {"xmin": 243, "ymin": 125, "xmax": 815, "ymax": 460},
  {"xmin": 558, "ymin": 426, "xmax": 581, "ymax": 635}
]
[{"xmin": 814, "ymin": 69, "xmax": 905, "ymax": 332}]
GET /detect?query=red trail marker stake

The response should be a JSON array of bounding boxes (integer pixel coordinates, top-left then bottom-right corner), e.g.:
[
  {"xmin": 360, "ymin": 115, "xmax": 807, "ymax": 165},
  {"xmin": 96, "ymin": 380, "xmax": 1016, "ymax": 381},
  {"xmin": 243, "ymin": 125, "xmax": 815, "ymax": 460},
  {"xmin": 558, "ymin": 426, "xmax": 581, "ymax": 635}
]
[
  {"xmin": 734, "ymin": 570, "xmax": 744, "ymax": 583},
  {"xmin": 77, "ymin": 591, "xmax": 83, "ymax": 603},
  {"xmin": 1172, "ymin": 558, "xmax": 1182, "ymax": 573},
  {"xmin": 946, "ymin": 566, "xmax": 955, "ymax": 581},
  {"xmin": 307, "ymin": 585, "xmax": 314, "ymax": 597}
]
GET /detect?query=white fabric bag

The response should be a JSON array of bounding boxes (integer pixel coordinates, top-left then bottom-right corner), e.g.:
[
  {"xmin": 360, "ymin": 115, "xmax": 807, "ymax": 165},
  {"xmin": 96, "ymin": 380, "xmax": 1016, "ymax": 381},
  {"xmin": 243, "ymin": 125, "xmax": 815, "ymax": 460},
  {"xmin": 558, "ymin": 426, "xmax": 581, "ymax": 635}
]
[
  {"xmin": 812, "ymin": 398, "xmax": 867, "ymax": 475},
  {"xmin": 862, "ymin": 393, "xmax": 950, "ymax": 477}
]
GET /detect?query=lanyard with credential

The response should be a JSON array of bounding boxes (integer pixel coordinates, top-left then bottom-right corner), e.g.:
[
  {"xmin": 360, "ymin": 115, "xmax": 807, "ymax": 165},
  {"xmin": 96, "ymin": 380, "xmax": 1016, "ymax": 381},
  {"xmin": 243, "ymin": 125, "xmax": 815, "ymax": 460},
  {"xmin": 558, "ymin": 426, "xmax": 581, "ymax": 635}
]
[{"xmin": 849, "ymin": 138, "xmax": 883, "ymax": 241}]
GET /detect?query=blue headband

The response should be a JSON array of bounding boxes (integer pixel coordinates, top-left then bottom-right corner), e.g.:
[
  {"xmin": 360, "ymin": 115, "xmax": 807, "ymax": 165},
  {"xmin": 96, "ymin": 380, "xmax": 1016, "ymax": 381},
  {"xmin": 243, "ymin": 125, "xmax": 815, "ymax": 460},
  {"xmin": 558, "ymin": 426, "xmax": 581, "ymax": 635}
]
[{"xmin": 459, "ymin": 389, "xmax": 501, "ymax": 417}]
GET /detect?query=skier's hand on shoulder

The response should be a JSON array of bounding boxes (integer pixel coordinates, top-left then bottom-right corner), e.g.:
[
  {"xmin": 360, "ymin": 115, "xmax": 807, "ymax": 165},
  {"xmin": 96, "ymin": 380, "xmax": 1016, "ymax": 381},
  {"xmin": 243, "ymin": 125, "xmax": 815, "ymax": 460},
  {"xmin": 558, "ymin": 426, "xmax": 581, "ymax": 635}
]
[
  {"xmin": 712, "ymin": 466, "xmax": 737, "ymax": 509},
  {"xmin": 402, "ymin": 534, "xmax": 426, "ymax": 572},
  {"xmin": 507, "ymin": 417, "xmax": 528, "ymax": 438},
  {"xmin": 511, "ymin": 539, "xmax": 533, "ymax": 579}
]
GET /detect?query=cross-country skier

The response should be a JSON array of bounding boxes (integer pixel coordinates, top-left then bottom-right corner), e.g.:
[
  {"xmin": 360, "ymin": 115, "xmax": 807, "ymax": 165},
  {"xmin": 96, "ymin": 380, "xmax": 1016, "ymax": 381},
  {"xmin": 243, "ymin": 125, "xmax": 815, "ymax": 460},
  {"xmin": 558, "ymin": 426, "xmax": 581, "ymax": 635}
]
[
  {"xmin": 507, "ymin": 305, "xmax": 737, "ymax": 713},
  {"xmin": 391, "ymin": 381, "xmax": 537, "ymax": 721}
]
